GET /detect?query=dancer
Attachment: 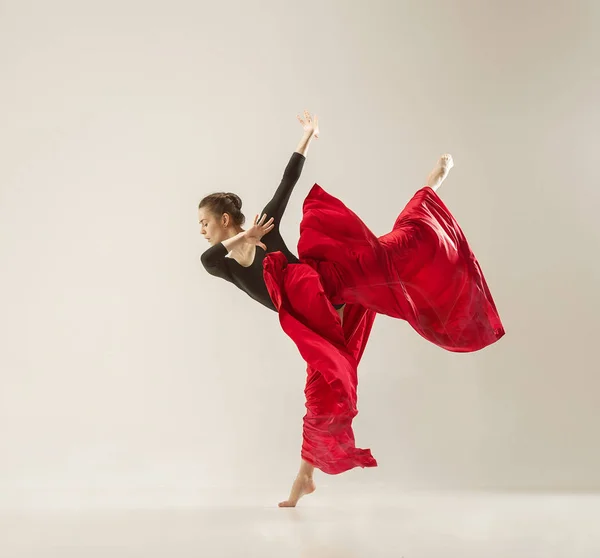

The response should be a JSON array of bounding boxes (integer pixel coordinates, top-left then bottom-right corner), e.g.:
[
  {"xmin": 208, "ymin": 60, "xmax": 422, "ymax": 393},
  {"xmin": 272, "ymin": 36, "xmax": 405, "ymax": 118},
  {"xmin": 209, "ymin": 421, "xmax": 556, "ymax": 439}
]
[{"xmin": 198, "ymin": 111, "xmax": 504, "ymax": 507}]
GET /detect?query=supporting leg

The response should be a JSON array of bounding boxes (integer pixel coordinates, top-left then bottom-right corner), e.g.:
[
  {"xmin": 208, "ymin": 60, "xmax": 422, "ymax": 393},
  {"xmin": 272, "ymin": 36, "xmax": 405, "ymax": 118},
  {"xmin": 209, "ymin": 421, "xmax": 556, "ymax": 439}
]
[
  {"xmin": 278, "ymin": 459, "xmax": 316, "ymax": 508},
  {"xmin": 278, "ymin": 305, "xmax": 346, "ymax": 507}
]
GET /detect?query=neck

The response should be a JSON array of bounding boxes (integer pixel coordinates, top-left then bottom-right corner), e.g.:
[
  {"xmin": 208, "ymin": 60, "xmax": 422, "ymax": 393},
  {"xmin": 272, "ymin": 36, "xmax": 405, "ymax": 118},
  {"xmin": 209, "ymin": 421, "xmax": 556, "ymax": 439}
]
[
  {"xmin": 220, "ymin": 226, "xmax": 246, "ymax": 251},
  {"xmin": 225, "ymin": 226, "xmax": 244, "ymax": 239}
]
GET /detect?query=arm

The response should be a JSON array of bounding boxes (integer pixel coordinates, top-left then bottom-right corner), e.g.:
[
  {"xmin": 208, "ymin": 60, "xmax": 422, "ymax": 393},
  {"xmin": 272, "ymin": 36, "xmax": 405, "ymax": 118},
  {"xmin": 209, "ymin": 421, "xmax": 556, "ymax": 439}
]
[
  {"xmin": 262, "ymin": 114, "xmax": 318, "ymax": 225},
  {"xmin": 294, "ymin": 128, "xmax": 316, "ymax": 157},
  {"xmin": 202, "ymin": 111, "xmax": 318, "ymax": 273},
  {"xmin": 200, "ymin": 243, "xmax": 234, "ymax": 281},
  {"xmin": 200, "ymin": 230, "xmax": 248, "ymax": 278},
  {"xmin": 261, "ymin": 150, "xmax": 306, "ymax": 225},
  {"xmin": 201, "ymin": 216, "xmax": 275, "ymax": 275}
]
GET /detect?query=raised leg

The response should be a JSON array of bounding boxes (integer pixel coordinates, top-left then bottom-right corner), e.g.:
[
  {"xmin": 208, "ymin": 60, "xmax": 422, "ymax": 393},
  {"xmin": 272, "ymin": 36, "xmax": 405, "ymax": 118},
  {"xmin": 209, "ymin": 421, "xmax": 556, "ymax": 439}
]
[{"xmin": 426, "ymin": 154, "xmax": 454, "ymax": 191}]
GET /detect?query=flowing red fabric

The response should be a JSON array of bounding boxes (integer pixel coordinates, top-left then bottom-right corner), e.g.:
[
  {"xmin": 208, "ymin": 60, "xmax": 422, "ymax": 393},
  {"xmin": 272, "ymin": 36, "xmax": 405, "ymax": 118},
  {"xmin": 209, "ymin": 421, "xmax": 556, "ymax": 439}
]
[{"xmin": 263, "ymin": 184, "xmax": 504, "ymax": 475}]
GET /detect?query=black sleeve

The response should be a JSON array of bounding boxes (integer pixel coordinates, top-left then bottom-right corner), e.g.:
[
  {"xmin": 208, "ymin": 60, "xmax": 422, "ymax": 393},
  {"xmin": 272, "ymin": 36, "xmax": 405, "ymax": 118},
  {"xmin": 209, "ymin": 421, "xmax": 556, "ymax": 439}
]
[
  {"xmin": 260, "ymin": 152, "xmax": 306, "ymax": 227},
  {"xmin": 200, "ymin": 243, "xmax": 233, "ymax": 283}
]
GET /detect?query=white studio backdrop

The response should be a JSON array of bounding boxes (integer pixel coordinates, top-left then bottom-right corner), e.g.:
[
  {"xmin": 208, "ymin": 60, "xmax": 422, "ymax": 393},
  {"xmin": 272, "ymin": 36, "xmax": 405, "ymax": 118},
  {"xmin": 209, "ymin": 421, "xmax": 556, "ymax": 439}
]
[{"xmin": 0, "ymin": 0, "xmax": 599, "ymax": 509}]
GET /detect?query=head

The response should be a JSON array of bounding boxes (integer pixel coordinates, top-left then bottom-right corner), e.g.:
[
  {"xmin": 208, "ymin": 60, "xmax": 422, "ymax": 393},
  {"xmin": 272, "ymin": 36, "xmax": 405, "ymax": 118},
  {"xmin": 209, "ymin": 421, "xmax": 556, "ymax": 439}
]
[{"xmin": 198, "ymin": 192, "xmax": 246, "ymax": 246}]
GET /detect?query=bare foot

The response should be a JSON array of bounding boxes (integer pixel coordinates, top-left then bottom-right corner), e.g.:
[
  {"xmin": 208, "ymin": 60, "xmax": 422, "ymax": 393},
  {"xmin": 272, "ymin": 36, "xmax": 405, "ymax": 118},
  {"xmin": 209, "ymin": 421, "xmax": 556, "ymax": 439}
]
[
  {"xmin": 278, "ymin": 474, "xmax": 316, "ymax": 508},
  {"xmin": 426, "ymin": 154, "xmax": 454, "ymax": 191}
]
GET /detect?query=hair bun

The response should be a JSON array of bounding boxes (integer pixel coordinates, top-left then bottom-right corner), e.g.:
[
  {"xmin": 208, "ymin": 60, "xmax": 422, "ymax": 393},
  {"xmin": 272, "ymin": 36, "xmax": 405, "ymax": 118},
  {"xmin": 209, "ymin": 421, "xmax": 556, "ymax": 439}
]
[{"xmin": 225, "ymin": 193, "xmax": 242, "ymax": 210}]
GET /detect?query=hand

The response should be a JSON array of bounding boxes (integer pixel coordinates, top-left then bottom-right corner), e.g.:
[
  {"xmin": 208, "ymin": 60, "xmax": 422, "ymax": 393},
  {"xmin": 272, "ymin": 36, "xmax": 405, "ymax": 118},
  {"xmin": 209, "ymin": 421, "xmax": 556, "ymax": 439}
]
[
  {"xmin": 297, "ymin": 110, "xmax": 319, "ymax": 139},
  {"xmin": 244, "ymin": 214, "xmax": 275, "ymax": 250}
]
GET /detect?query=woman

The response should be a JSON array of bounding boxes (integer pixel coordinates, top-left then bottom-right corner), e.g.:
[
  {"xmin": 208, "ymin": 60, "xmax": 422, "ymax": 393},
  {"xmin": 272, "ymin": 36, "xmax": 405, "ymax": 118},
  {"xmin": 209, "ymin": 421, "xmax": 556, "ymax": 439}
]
[{"xmin": 198, "ymin": 111, "xmax": 504, "ymax": 507}]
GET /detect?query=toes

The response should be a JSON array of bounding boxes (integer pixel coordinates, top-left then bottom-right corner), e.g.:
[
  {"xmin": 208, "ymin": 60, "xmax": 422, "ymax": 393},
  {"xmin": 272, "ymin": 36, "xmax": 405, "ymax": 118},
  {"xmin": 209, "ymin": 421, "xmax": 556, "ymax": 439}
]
[{"xmin": 439, "ymin": 154, "xmax": 453, "ymax": 168}]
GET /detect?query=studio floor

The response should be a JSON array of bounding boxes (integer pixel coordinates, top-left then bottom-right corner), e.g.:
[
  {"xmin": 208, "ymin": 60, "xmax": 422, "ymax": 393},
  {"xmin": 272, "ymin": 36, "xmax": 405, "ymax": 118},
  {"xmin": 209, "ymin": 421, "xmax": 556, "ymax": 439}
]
[{"xmin": 1, "ymin": 491, "xmax": 599, "ymax": 557}]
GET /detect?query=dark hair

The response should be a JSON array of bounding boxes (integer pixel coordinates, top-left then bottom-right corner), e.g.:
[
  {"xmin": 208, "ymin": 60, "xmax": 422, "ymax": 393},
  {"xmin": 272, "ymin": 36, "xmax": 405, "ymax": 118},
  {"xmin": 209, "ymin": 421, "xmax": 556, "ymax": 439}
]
[{"xmin": 198, "ymin": 192, "xmax": 245, "ymax": 226}]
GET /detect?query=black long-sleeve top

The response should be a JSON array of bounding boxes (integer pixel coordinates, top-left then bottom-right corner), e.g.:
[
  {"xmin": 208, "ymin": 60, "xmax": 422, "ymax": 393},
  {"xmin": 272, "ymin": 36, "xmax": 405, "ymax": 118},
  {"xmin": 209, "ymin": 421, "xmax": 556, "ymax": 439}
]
[{"xmin": 200, "ymin": 152, "xmax": 310, "ymax": 312}]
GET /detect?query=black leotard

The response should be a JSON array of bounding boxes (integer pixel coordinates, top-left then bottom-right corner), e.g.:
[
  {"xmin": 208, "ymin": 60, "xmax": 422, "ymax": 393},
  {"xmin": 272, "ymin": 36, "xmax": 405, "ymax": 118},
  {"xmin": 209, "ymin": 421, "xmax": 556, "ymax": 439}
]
[{"xmin": 201, "ymin": 152, "xmax": 341, "ymax": 312}]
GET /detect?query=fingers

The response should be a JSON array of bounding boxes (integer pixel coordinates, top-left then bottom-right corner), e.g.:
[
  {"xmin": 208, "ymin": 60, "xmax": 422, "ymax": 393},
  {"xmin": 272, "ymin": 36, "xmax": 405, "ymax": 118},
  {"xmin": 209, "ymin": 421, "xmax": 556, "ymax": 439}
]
[
  {"xmin": 256, "ymin": 214, "xmax": 273, "ymax": 226},
  {"xmin": 260, "ymin": 216, "xmax": 274, "ymax": 228},
  {"xmin": 299, "ymin": 110, "xmax": 319, "ymax": 138}
]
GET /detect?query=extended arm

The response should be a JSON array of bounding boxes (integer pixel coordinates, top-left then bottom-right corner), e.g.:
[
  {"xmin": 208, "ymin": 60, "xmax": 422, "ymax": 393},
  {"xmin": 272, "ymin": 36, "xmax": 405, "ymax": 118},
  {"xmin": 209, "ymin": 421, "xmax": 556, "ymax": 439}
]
[
  {"xmin": 201, "ymin": 111, "xmax": 318, "ymax": 275},
  {"xmin": 261, "ymin": 151, "xmax": 305, "ymax": 225},
  {"xmin": 261, "ymin": 112, "xmax": 319, "ymax": 225}
]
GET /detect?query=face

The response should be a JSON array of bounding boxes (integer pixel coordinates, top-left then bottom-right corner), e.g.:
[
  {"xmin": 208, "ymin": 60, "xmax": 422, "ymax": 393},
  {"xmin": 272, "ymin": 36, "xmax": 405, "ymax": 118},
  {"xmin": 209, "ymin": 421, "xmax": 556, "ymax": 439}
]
[{"xmin": 198, "ymin": 207, "xmax": 231, "ymax": 246}]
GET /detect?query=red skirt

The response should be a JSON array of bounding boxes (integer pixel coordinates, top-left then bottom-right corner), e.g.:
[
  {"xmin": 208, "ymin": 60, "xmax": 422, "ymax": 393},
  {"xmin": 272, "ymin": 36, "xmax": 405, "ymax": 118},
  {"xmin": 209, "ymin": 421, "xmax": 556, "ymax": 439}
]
[{"xmin": 263, "ymin": 184, "xmax": 504, "ymax": 475}]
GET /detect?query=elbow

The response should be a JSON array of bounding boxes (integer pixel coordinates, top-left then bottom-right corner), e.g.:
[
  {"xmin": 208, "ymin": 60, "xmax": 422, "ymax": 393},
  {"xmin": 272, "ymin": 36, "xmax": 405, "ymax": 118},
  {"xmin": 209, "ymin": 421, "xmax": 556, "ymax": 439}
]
[
  {"xmin": 200, "ymin": 252, "xmax": 218, "ymax": 275},
  {"xmin": 200, "ymin": 251, "xmax": 211, "ymax": 268}
]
